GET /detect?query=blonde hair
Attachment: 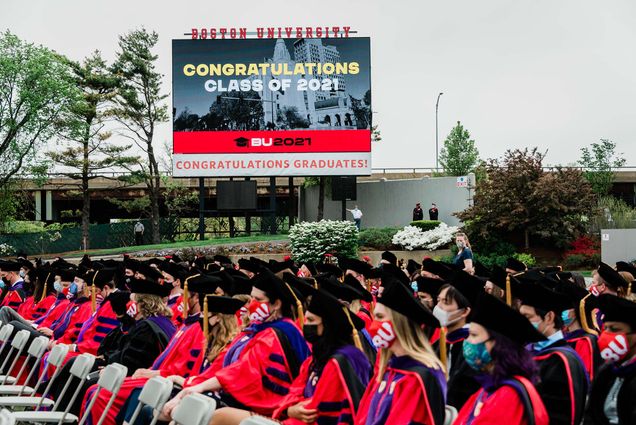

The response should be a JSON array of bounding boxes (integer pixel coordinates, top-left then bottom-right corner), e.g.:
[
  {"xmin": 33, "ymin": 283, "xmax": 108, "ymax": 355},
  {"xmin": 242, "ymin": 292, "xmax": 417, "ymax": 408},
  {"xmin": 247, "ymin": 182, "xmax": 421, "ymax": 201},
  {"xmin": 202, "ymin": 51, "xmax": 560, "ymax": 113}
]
[
  {"xmin": 136, "ymin": 294, "xmax": 173, "ymax": 318},
  {"xmin": 377, "ymin": 307, "xmax": 444, "ymax": 382},
  {"xmin": 206, "ymin": 312, "xmax": 239, "ymax": 362},
  {"xmin": 455, "ymin": 232, "xmax": 471, "ymax": 249}
]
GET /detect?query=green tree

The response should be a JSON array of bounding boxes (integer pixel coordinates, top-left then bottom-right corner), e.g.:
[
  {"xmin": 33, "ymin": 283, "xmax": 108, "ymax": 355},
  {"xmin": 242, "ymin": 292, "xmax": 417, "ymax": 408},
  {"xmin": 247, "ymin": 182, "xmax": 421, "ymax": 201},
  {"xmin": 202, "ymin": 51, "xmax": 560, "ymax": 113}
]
[
  {"xmin": 111, "ymin": 28, "xmax": 169, "ymax": 244},
  {"xmin": 439, "ymin": 121, "xmax": 480, "ymax": 176},
  {"xmin": 578, "ymin": 139, "xmax": 625, "ymax": 196},
  {"xmin": 50, "ymin": 51, "xmax": 139, "ymax": 249},
  {"xmin": 0, "ymin": 31, "xmax": 78, "ymax": 224},
  {"xmin": 457, "ymin": 148, "xmax": 595, "ymax": 249}
]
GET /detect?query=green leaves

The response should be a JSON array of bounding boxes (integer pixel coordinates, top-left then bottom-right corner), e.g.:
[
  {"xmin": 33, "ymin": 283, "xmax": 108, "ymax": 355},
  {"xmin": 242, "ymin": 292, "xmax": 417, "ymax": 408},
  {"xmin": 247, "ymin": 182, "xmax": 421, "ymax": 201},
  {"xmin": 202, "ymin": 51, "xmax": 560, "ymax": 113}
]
[
  {"xmin": 578, "ymin": 139, "xmax": 625, "ymax": 196},
  {"xmin": 439, "ymin": 121, "xmax": 480, "ymax": 176}
]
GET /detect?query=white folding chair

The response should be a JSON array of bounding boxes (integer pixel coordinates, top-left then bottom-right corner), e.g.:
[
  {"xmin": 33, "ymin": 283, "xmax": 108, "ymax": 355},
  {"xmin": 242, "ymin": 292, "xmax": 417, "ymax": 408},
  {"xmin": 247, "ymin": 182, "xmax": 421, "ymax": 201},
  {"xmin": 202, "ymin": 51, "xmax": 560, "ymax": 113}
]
[
  {"xmin": 0, "ymin": 330, "xmax": 31, "ymax": 385},
  {"xmin": 444, "ymin": 404, "xmax": 458, "ymax": 425},
  {"xmin": 126, "ymin": 376, "xmax": 173, "ymax": 425},
  {"xmin": 0, "ymin": 325, "xmax": 15, "ymax": 376},
  {"xmin": 171, "ymin": 393, "xmax": 217, "ymax": 425},
  {"xmin": 0, "ymin": 335, "xmax": 48, "ymax": 388},
  {"xmin": 9, "ymin": 353, "xmax": 95, "ymax": 423},
  {"xmin": 239, "ymin": 416, "xmax": 280, "ymax": 425},
  {"xmin": 0, "ymin": 408, "xmax": 15, "ymax": 425},
  {"xmin": 77, "ymin": 363, "xmax": 128, "ymax": 425},
  {"xmin": 0, "ymin": 343, "xmax": 70, "ymax": 408}
]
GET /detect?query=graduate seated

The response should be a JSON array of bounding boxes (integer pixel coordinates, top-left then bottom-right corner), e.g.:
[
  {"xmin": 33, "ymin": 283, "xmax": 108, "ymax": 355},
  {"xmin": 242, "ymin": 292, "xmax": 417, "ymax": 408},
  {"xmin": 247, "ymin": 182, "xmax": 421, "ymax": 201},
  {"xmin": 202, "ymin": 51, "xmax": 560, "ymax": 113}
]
[
  {"xmin": 355, "ymin": 274, "xmax": 446, "ymax": 425},
  {"xmin": 0, "ymin": 260, "xmax": 27, "ymax": 310},
  {"xmin": 455, "ymin": 293, "xmax": 549, "ymax": 425}
]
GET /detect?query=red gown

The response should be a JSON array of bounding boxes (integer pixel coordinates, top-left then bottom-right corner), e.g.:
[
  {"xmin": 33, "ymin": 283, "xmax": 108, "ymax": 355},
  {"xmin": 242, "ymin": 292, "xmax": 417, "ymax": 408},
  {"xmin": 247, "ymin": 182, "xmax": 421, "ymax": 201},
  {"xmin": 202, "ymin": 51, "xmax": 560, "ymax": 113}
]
[
  {"xmin": 55, "ymin": 299, "xmax": 94, "ymax": 344},
  {"xmin": 355, "ymin": 355, "xmax": 446, "ymax": 425},
  {"xmin": 273, "ymin": 346, "xmax": 371, "ymax": 425},
  {"xmin": 170, "ymin": 295, "xmax": 184, "ymax": 327},
  {"xmin": 29, "ymin": 295, "xmax": 57, "ymax": 321},
  {"xmin": 214, "ymin": 319, "xmax": 310, "ymax": 416},
  {"xmin": 36, "ymin": 296, "xmax": 71, "ymax": 329},
  {"xmin": 565, "ymin": 329, "xmax": 600, "ymax": 382},
  {"xmin": 454, "ymin": 376, "xmax": 549, "ymax": 425},
  {"xmin": 0, "ymin": 284, "xmax": 25, "ymax": 310},
  {"xmin": 17, "ymin": 296, "xmax": 35, "ymax": 319},
  {"xmin": 80, "ymin": 316, "xmax": 205, "ymax": 425}
]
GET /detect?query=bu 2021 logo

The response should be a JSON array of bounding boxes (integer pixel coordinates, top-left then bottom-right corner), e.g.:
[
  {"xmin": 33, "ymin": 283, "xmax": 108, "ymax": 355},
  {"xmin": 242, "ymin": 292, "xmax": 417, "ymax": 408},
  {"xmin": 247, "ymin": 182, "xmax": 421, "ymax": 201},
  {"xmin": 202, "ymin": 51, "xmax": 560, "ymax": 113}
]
[{"xmin": 234, "ymin": 137, "xmax": 312, "ymax": 148}]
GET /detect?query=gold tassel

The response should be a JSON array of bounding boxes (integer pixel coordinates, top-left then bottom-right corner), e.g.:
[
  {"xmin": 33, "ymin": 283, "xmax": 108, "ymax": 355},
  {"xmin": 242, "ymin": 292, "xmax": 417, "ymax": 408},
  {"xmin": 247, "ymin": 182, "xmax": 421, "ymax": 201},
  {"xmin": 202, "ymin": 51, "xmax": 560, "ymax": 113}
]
[
  {"xmin": 579, "ymin": 294, "xmax": 598, "ymax": 336},
  {"xmin": 91, "ymin": 284, "xmax": 97, "ymax": 313},
  {"xmin": 284, "ymin": 282, "xmax": 304, "ymax": 327},
  {"xmin": 505, "ymin": 275, "xmax": 512, "ymax": 307},
  {"xmin": 203, "ymin": 295, "xmax": 209, "ymax": 348},
  {"xmin": 343, "ymin": 306, "xmax": 363, "ymax": 350},
  {"xmin": 40, "ymin": 272, "xmax": 51, "ymax": 303},
  {"xmin": 439, "ymin": 327, "xmax": 448, "ymax": 377}
]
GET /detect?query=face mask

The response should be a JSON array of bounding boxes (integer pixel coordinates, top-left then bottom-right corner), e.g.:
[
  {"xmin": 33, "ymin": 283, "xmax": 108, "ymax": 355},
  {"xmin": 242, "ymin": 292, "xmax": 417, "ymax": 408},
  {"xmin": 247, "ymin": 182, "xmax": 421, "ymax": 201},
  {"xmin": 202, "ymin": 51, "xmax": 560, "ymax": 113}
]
[
  {"xmin": 248, "ymin": 299, "xmax": 271, "ymax": 323},
  {"xmin": 19, "ymin": 270, "xmax": 25, "ymax": 278},
  {"xmin": 0, "ymin": 280, "xmax": 5, "ymax": 290},
  {"xmin": 463, "ymin": 340, "xmax": 493, "ymax": 371},
  {"xmin": 53, "ymin": 280, "xmax": 63, "ymax": 293},
  {"xmin": 598, "ymin": 331, "xmax": 630, "ymax": 363},
  {"xmin": 433, "ymin": 305, "xmax": 464, "ymax": 328},
  {"xmin": 303, "ymin": 324, "xmax": 321, "ymax": 344},
  {"xmin": 456, "ymin": 241, "xmax": 465, "ymax": 249},
  {"xmin": 589, "ymin": 285, "xmax": 600, "ymax": 297},
  {"xmin": 126, "ymin": 301, "xmax": 138, "ymax": 318},
  {"xmin": 410, "ymin": 282, "xmax": 418, "ymax": 293},
  {"xmin": 531, "ymin": 321, "xmax": 541, "ymax": 331},
  {"xmin": 368, "ymin": 320, "xmax": 397, "ymax": 349},
  {"xmin": 561, "ymin": 310, "xmax": 575, "ymax": 327},
  {"xmin": 69, "ymin": 282, "xmax": 78, "ymax": 295}
]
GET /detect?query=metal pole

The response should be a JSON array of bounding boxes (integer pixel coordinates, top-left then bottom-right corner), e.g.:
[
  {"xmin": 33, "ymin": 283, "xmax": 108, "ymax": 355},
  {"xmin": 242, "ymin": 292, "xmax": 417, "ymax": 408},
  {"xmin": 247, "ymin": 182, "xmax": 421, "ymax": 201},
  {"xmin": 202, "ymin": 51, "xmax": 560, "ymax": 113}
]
[
  {"xmin": 269, "ymin": 177, "xmax": 277, "ymax": 235},
  {"xmin": 198, "ymin": 178, "xmax": 205, "ymax": 241},
  {"xmin": 288, "ymin": 177, "xmax": 294, "ymax": 230},
  {"xmin": 435, "ymin": 92, "xmax": 444, "ymax": 172}
]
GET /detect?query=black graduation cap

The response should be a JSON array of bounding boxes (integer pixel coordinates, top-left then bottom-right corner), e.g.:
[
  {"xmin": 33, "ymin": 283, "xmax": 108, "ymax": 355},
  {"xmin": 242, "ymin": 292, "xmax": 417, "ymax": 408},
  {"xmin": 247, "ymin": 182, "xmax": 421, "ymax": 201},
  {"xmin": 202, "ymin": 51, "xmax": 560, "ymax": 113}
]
[
  {"xmin": 268, "ymin": 259, "xmax": 297, "ymax": 274},
  {"xmin": 251, "ymin": 268, "xmax": 294, "ymax": 305},
  {"xmin": 506, "ymin": 257, "xmax": 527, "ymax": 273},
  {"xmin": 128, "ymin": 277, "xmax": 172, "ymax": 297},
  {"xmin": 159, "ymin": 261, "xmax": 187, "ymax": 282},
  {"xmin": 318, "ymin": 274, "xmax": 367, "ymax": 303},
  {"xmin": 50, "ymin": 257, "xmax": 75, "ymax": 269},
  {"xmin": 406, "ymin": 259, "xmax": 421, "ymax": 275},
  {"xmin": 378, "ymin": 276, "xmax": 439, "ymax": 328},
  {"xmin": 213, "ymin": 254, "xmax": 233, "ymax": 266},
  {"xmin": 515, "ymin": 282, "xmax": 571, "ymax": 314},
  {"xmin": 449, "ymin": 270, "xmax": 484, "ymax": 305},
  {"xmin": 79, "ymin": 254, "xmax": 92, "ymax": 268},
  {"xmin": 422, "ymin": 258, "xmax": 455, "ymax": 281},
  {"xmin": 199, "ymin": 295, "xmax": 245, "ymax": 314},
  {"xmin": 238, "ymin": 258, "xmax": 261, "ymax": 274},
  {"xmin": 343, "ymin": 274, "xmax": 373, "ymax": 302},
  {"xmin": 282, "ymin": 272, "xmax": 317, "ymax": 299},
  {"xmin": 381, "ymin": 263, "xmax": 410, "ymax": 286},
  {"xmin": 56, "ymin": 268, "xmax": 77, "ymax": 283},
  {"xmin": 17, "ymin": 259, "xmax": 34, "ymax": 271},
  {"xmin": 471, "ymin": 292, "xmax": 546, "ymax": 344},
  {"xmin": 415, "ymin": 276, "xmax": 445, "ymax": 297},
  {"xmin": 315, "ymin": 263, "xmax": 343, "ymax": 279},
  {"xmin": 598, "ymin": 262, "xmax": 628, "ymax": 290},
  {"xmin": 36, "ymin": 267, "xmax": 56, "ymax": 286},
  {"xmin": 513, "ymin": 269, "xmax": 545, "ymax": 284},
  {"xmin": 124, "ymin": 258, "xmax": 142, "ymax": 272},
  {"xmin": 135, "ymin": 262, "xmax": 164, "ymax": 282},
  {"xmin": 474, "ymin": 261, "xmax": 491, "ymax": 279},
  {"xmin": 88, "ymin": 268, "xmax": 117, "ymax": 289},
  {"xmin": 338, "ymin": 257, "xmax": 372, "ymax": 277},
  {"xmin": 381, "ymin": 251, "xmax": 398, "ymax": 266},
  {"xmin": 206, "ymin": 270, "xmax": 236, "ymax": 295},
  {"xmin": 597, "ymin": 294, "xmax": 636, "ymax": 330},
  {"xmin": 367, "ymin": 267, "xmax": 383, "ymax": 279},
  {"xmin": 185, "ymin": 273, "xmax": 221, "ymax": 296},
  {"xmin": 222, "ymin": 269, "xmax": 253, "ymax": 295},
  {"xmin": 0, "ymin": 261, "xmax": 21, "ymax": 272},
  {"xmin": 554, "ymin": 281, "xmax": 599, "ymax": 333},
  {"xmin": 489, "ymin": 265, "xmax": 524, "ymax": 294},
  {"xmin": 307, "ymin": 289, "xmax": 362, "ymax": 343},
  {"xmin": 300, "ymin": 262, "xmax": 317, "ymax": 276},
  {"xmin": 615, "ymin": 261, "xmax": 636, "ymax": 277}
]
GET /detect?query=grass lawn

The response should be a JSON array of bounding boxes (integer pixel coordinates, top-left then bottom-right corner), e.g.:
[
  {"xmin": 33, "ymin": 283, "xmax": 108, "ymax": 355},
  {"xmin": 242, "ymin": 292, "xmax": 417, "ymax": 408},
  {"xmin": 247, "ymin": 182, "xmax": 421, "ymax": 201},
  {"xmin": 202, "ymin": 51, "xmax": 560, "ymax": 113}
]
[{"xmin": 47, "ymin": 234, "xmax": 289, "ymax": 259}]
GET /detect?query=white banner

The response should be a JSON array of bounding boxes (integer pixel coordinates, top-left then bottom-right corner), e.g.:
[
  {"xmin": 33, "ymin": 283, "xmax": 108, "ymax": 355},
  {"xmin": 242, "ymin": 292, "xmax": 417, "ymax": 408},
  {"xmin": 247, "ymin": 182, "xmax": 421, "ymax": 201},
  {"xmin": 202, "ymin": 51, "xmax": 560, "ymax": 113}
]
[{"xmin": 173, "ymin": 152, "xmax": 371, "ymax": 177}]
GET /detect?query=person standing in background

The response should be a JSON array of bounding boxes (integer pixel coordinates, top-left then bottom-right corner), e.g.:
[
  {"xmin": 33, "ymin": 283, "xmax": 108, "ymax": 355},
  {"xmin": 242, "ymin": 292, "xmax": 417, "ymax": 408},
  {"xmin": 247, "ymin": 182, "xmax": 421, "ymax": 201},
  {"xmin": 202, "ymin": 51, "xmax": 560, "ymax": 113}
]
[
  {"xmin": 412, "ymin": 203, "xmax": 424, "ymax": 221},
  {"xmin": 134, "ymin": 221, "xmax": 145, "ymax": 246},
  {"xmin": 453, "ymin": 233, "xmax": 474, "ymax": 274},
  {"xmin": 429, "ymin": 203, "xmax": 439, "ymax": 220},
  {"xmin": 347, "ymin": 205, "xmax": 363, "ymax": 230}
]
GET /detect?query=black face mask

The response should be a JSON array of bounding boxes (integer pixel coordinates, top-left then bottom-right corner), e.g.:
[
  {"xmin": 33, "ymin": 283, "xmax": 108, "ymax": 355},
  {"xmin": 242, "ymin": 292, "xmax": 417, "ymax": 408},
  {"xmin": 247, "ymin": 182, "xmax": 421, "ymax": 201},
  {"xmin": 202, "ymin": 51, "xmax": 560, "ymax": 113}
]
[{"xmin": 303, "ymin": 324, "xmax": 321, "ymax": 344}]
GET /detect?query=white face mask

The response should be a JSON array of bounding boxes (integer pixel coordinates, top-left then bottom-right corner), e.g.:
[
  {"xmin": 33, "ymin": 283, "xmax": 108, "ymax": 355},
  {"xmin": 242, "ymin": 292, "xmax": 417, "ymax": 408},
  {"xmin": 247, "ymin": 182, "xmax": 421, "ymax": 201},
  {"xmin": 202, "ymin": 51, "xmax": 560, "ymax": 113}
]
[{"xmin": 433, "ymin": 305, "xmax": 464, "ymax": 327}]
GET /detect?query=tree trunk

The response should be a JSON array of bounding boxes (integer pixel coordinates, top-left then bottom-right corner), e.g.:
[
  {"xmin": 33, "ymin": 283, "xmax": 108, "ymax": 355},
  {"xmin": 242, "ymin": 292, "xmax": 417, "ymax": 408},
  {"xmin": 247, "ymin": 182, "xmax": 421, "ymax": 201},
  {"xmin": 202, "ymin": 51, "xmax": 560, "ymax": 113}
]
[
  {"xmin": 524, "ymin": 229, "xmax": 530, "ymax": 250},
  {"xmin": 81, "ymin": 135, "xmax": 90, "ymax": 250},
  {"xmin": 147, "ymin": 136, "xmax": 162, "ymax": 244},
  {"xmin": 317, "ymin": 177, "xmax": 325, "ymax": 221}
]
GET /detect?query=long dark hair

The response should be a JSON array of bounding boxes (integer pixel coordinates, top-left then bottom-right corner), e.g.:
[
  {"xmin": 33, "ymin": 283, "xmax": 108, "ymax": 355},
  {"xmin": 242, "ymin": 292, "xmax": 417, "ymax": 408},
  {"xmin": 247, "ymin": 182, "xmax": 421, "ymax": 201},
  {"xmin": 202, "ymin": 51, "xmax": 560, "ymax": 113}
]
[
  {"xmin": 489, "ymin": 330, "xmax": 538, "ymax": 386},
  {"xmin": 310, "ymin": 321, "xmax": 351, "ymax": 374}
]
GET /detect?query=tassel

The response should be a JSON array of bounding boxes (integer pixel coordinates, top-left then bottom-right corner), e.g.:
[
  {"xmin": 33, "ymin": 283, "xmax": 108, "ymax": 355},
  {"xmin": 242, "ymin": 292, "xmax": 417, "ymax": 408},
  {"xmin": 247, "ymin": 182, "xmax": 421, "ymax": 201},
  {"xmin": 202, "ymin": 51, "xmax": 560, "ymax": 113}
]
[
  {"xmin": 579, "ymin": 294, "xmax": 598, "ymax": 336},
  {"xmin": 91, "ymin": 284, "xmax": 97, "ymax": 313},
  {"xmin": 284, "ymin": 282, "xmax": 304, "ymax": 327},
  {"xmin": 342, "ymin": 306, "xmax": 363, "ymax": 350},
  {"xmin": 505, "ymin": 275, "xmax": 512, "ymax": 307},
  {"xmin": 203, "ymin": 295, "xmax": 209, "ymax": 349},
  {"xmin": 40, "ymin": 272, "xmax": 51, "ymax": 303},
  {"xmin": 183, "ymin": 274, "xmax": 200, "ymax": 320},
  {"xmin": 439, "ymin": 327, "xmax": 448, "ymax": 376}
]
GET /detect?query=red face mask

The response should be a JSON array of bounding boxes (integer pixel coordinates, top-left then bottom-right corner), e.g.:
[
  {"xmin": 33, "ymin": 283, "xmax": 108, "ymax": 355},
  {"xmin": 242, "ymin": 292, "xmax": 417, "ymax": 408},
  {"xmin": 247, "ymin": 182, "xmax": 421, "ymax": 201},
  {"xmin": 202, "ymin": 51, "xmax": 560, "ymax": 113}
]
[
  {"xmin": 598, "ymin": 331, "xmax": 630, "ymax": 363},
  {"xmin": 368, "ymin": 320, "xmax": 397, "ymax": 349},
  {"xmin": 248, "ymin": 299, "xmax": 271, "ymax": 323},
  {"xmin": 589, "ymin": 285, "xmax": 600, "ymax": 297},
  {"xmin": 126, "ymin": 301, "xmax": 138, "ymax": 318}
]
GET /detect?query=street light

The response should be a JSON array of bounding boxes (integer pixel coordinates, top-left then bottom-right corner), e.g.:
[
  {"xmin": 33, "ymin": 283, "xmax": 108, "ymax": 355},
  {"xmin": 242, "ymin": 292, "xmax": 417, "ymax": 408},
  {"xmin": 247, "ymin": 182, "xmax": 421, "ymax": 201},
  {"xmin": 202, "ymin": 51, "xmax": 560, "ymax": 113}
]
[{"xmin": 435, "ymin": 92, "xmax": 444, "ymax": 172}]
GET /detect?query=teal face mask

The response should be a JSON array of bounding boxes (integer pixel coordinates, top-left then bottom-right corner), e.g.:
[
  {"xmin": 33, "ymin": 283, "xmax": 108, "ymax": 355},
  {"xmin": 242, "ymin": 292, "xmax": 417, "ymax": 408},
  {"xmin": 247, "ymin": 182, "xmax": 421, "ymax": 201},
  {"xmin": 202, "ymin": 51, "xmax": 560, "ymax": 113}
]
[
  {"xmin": 561, "ymin": 310, "xmax": 575, "ymax": 327},
  {"xmin": 463, "ymin": 340, "xmax": 493, "ymax": 371}
]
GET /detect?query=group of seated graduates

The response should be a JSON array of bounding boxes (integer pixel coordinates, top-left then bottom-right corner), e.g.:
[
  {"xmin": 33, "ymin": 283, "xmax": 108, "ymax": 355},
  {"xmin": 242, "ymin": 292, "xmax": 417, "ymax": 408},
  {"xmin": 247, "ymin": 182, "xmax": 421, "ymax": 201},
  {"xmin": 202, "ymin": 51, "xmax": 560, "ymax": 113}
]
[{"xmin": 0, "ymin": 250, "xmax": 634, "ymax": 425}]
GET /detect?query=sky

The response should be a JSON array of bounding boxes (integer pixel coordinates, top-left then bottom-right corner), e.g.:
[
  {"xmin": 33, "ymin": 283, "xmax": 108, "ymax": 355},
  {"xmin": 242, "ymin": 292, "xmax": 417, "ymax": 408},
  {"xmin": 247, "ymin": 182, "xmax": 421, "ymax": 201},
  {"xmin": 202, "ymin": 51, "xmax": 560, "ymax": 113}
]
[{"xmin": 1, "ymin": 0, "xmax": 635, "ymax": 169}]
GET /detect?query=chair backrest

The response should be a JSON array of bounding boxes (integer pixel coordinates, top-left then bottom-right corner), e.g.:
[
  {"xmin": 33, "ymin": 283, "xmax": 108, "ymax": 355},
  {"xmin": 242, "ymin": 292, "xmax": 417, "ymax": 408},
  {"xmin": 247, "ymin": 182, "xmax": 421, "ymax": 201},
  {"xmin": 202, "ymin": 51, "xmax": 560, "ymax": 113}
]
[
  {"xmin": 172, "ymin": 393, "xmax": 217, "ymax": 425},
  {"xmin": 0, "ymin": 323, "xmax": 12, "ymax": 342},
  {"xmin": 127, "ymin": 376, "xmax": 173, "ymax": 425},
  {"xmin": 31, "ymin": 344, "xmax": 70, "ymax": 403},
  {"xmin": 444, "ymin": 405, "xmax": 458, "ymax": 425},
  {"xmin": 0, "ymin": 329, "xmax": 31, "ymax": 384},
  {"xmin": 9, "ymin": 329, "xmax": 29, "ymax": 351},
  {"xmin": 77, "ymin": 363, "xmax": 128, "ymax": 425},
  {"xmin": 239, "ymin": 417, "xmax": 280, "ymax": 425},
  {"xmin": 51, "ymin": 354, "xmax": 96, "ymax": 414},
  {"xmin": 7, "ymin": 335, "xmax": 49, "ymax": 387},
  {"xmin": 0, "ymin": 408, "xmax": 15, "ymax": 425}
]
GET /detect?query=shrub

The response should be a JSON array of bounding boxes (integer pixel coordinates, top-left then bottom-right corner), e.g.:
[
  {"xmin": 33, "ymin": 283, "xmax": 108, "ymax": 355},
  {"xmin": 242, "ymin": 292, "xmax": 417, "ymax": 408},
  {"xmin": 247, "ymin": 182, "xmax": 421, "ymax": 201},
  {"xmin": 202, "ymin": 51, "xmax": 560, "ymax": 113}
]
[
  {"xmin": 289, "ymin": 220, "xmax": 358, "ymax": 263},
  {"xmin": 392, "ymin": 223, "xmax": 459, "ymax": 251},
  {"xmin": 409, "ymin": 220, "xmax": 442, "ymax": 232},
  {"xmin": 563, "ymin": 235, "xmax": 600, "ymax": 269},
  {"xmin": 513, "ymin": 253, "xmax": 537, "ymax": 268},
  {"xmin": 358, "ymin": 228, "xmax": 399, "ymax": 250}
]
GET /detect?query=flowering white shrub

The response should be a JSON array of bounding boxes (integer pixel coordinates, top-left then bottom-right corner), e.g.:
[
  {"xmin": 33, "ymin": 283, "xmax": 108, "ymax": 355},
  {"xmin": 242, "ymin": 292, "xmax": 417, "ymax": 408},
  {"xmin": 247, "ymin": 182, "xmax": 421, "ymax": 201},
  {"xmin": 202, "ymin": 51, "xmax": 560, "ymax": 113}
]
[
  {"xmin": 0, "ymin": 243, "xmax": 15, "ymax": 256},
  {"xmin": 392, "ymin": 223, "xmax": 459, "ymax": 251},
  {"xmin": 290, "ymin": 220, "xmax": 358, "ymax": 263}
]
